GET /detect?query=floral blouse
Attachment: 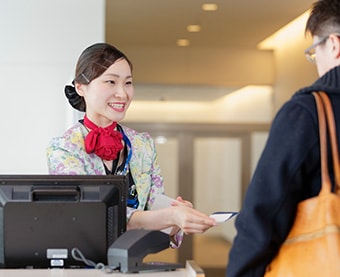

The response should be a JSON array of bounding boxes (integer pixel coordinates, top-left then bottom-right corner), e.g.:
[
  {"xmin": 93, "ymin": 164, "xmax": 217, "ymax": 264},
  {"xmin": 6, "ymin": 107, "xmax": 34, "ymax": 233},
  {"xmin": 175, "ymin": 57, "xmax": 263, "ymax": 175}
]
[{"xmin": 46, "ymin": 122, "xmax": 164, "ymax": 221}]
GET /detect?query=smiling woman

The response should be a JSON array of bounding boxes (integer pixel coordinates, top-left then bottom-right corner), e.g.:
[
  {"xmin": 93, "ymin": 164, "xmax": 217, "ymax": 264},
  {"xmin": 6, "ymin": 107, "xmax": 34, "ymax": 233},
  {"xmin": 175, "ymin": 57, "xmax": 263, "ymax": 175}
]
[
  {"xmin": 46, "ymin": 42, "xmax": 216, "ymax": 253},
  {"xmin": 74, "ymin": 58, "xmax": 134, "ymax": 126}
]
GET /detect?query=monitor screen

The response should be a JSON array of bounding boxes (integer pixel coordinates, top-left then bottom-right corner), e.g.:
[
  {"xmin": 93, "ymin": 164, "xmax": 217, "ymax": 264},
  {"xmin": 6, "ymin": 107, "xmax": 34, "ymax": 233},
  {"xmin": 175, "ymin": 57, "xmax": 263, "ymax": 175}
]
[{"xmin": 0, "ymin": 174, "xmax": 127, "ymax": 268}]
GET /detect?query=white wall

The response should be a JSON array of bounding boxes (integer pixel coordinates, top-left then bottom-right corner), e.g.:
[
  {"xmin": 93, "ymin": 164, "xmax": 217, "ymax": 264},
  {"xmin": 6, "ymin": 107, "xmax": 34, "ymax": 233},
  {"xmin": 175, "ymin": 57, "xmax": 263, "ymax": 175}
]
[
  {"xmin": 155, "ymin": 138, "xmax": 179, "ymax": 198},
  {"xmin": 273, "ymin": 15, "xmax": 318, "ymax": 112},
  {"xmin": 123, "ymin": 46, "xmax": 274, "ymax": 87},
  {"xmin": 124, "ymin": 85, "xmax": 273, "ymax": 123},
  {"xmin": 0, "ymin": 0, "xmax": 105, "ymax": 173},
  {"xmin": 194, "ymin": 137, "xmax": 241, "ymax": 241}
]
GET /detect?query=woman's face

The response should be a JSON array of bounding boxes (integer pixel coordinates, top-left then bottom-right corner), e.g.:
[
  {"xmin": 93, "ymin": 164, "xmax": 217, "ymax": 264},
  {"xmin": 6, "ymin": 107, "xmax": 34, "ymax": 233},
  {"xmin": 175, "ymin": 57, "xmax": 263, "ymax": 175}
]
[{"xmin": 76, "ymin": 58, "xmax": 134, "ymax": 127}]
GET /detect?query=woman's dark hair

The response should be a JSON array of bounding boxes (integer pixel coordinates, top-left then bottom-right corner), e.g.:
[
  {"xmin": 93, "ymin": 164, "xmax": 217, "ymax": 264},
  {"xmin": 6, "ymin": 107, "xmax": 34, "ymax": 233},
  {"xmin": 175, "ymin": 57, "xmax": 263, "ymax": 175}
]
[
  {"xmin": 65, "ymin": 43, "xmax": 133, "ymax": 112},
  {"xmin": 305, "ymin": 0, "xmax": 340, "ymax": 37}
]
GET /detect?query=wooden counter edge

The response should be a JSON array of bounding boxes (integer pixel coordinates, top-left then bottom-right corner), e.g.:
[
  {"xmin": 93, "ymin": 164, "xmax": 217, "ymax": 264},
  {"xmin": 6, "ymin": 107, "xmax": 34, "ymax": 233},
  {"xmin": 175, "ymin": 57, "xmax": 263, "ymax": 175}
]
[{"xmin": 185, "ymin": 260, "xmax": 205, "ymax": 277}]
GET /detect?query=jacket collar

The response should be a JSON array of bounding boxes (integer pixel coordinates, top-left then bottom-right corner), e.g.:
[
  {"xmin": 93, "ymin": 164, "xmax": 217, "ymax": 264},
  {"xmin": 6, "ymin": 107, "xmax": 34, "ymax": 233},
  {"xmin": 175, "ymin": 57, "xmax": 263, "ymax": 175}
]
[{"xmin": 297, "ymin": 65, "xmax": 340, "ymax": 95}]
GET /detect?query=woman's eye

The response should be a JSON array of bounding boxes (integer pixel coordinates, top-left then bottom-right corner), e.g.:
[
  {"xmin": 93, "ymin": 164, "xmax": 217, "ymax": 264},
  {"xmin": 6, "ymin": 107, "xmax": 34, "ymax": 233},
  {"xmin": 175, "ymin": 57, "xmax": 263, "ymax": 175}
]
[
  {"xmin": 107, "ymin": 80, "xmax": 115, "ymax": 84},
  {"xmin": 126, "ymin": 81, "xmax": 133, "ymax": 86}
]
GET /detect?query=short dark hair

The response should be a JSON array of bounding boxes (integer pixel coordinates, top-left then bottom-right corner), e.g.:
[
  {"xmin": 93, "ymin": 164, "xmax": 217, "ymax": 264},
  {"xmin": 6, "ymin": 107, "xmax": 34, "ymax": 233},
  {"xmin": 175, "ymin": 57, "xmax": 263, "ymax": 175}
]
[
  {"xmin": 65, "ymin": 43, "xmax": 133, "ymax": 112},
  {"xmin": 306, "ymin": 0, "xmax": 340, "ymax": 37}
]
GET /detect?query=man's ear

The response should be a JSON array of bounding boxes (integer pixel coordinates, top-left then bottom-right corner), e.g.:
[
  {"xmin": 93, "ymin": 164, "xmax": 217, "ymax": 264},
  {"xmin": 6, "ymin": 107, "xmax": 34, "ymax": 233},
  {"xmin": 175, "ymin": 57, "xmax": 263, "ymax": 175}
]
[
  {"xmin": 75, "ymin": 82, "xmax": 86, "ymax": 97},
  {"xmin": 330, "ymin": 34, "xmax": 340, "ymax": 59}
]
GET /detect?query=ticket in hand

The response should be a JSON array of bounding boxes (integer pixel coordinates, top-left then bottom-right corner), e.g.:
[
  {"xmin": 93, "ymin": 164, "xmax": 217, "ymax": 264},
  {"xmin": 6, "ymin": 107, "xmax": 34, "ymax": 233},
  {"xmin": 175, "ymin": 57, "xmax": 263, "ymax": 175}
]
[{"xmin": 209, "ymin": 211, "xmax": 238, "ymax": 223}]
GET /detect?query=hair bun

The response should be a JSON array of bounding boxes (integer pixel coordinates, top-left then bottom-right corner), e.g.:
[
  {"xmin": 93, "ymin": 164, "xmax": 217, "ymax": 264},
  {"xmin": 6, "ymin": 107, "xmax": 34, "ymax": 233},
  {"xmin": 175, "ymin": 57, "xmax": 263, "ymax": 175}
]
[{"xmin": 64, "ymin": 85, "xmax": 86, "ymax": 112}]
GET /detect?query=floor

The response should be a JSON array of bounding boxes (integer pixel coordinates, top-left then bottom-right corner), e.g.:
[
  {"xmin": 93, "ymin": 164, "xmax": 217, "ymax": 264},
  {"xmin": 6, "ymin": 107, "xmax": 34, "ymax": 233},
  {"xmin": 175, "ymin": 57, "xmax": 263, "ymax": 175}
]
[{"xmin": 144, "ymin": 235, "xmax": 231, "ymax": 277}]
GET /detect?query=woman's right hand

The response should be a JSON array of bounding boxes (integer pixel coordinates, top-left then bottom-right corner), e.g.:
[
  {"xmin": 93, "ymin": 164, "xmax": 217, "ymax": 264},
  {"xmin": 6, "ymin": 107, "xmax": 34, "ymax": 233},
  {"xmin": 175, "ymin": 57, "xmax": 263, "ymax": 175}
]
[{"xmin": 170, "ymin": 199, "xmax": 216, "ymax": 234}]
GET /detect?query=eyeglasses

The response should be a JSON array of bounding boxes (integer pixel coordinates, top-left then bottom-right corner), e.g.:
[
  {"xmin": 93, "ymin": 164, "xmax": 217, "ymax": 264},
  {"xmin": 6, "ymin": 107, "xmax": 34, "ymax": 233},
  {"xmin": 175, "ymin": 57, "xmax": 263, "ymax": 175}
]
[{"xmin": 304, "ymin": 36, "xmax": 329, "ymax": 63}]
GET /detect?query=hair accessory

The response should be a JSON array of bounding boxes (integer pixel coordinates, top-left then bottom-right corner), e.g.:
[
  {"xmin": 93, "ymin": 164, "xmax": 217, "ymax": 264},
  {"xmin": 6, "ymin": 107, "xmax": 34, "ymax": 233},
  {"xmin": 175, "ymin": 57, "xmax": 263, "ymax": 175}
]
[
  {"xmin": 83, "ymin": 115, "xmax": 123, "ymax": 161},
  {"xmin": 81, "ymin": 73, "xmax": 90, "ymax": 83},
  {"xmin": 94, "ymin": 62, "xmax": 109, "ymax": 70},
  {"xmin": 64, "ymin": 84, "xmax": 86, "ymax": 112}
]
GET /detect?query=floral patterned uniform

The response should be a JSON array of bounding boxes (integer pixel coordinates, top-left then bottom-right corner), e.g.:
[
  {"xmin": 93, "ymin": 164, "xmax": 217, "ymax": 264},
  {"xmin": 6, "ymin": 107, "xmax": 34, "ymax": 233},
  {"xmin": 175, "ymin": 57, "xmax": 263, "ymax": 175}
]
[{"xmin": 46, "ymin": 122, "xmax": 164, "ymax": 221}]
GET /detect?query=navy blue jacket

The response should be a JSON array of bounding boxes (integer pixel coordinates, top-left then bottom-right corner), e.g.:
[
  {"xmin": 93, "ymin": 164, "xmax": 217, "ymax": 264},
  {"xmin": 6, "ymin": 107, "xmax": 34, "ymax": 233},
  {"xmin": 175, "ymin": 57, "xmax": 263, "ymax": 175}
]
[{"xmin": 226, "ymin": 65, "xmax": 340, "ymax": 277}]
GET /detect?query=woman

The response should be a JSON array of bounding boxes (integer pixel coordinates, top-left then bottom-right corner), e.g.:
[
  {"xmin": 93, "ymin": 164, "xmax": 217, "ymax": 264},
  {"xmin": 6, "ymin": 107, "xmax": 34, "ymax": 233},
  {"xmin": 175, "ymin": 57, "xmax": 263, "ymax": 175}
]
[{"xmin": 47, "ymin": 43, "xmax": 215, "ymax": 246}]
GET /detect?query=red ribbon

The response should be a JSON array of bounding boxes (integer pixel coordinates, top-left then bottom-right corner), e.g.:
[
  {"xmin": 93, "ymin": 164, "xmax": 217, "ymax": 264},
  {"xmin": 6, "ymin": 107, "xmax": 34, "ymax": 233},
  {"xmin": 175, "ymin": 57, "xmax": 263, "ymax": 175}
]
[{"xmin": 83, "ymin": 116, "xmax": 123, "ymax": 161}]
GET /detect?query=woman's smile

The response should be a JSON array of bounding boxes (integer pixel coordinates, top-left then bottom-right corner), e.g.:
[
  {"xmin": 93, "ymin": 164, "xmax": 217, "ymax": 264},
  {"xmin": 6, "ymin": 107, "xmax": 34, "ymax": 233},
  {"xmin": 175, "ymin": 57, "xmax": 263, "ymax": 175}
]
[{"xmin": 109, "ymin": 102, "xmax": 125, "ymax": 112}]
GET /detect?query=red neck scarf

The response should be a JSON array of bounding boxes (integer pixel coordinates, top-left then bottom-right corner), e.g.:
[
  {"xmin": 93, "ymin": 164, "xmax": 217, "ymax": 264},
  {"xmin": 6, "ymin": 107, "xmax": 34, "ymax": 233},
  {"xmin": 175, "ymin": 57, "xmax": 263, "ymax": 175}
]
[{"xmin": 83, "ymin": 116, "xmax": 123, "ymax": 161}]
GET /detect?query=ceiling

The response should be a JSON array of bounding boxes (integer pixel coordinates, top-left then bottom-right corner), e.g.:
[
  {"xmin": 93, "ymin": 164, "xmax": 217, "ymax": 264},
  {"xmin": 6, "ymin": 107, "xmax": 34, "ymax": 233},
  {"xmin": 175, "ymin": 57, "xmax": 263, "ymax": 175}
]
[{"xmin": 105, "ymin": 0, "xmax": 314, "ymax": 101}]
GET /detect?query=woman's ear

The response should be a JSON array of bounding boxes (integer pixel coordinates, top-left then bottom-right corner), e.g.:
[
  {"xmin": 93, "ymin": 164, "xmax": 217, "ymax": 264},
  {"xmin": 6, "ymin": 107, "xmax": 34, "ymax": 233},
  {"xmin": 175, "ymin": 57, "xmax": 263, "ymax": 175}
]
[{"xmin": 75, "ymin": 82, "xmax": 86, "ymax": 97}]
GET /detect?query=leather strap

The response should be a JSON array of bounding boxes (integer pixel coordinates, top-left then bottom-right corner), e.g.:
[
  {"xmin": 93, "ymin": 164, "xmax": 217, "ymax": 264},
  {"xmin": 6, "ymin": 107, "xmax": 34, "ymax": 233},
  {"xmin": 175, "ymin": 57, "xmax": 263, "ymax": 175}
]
[
  {"xmin": 319, "ymin": 92, "xmax": 340, "ymax": 193},
  {"xmin": 312, "ymin": 92, "xmax": 340, "ymax": 195}
]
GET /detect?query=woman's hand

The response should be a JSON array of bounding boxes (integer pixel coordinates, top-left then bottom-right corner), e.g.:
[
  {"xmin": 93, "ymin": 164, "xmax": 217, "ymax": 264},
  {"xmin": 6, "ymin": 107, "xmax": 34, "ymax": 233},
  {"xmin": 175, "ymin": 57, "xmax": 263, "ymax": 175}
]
[
  {"xmin": 172, "ymin": 196, "xmax": 193, "ymax": 208},
  {"xmin": 170, "ymin": 196, "xmax": 216, "ymax": 234},
  {"xmin": 127, "ymin": 195, "xmax": 216, "ymax": 236}
]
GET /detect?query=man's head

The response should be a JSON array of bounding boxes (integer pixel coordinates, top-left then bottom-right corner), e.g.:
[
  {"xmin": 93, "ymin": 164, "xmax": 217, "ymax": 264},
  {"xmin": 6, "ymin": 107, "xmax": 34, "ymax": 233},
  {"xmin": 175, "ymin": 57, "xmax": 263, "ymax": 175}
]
[{"xmin": 305, "ymin": 0, "xmax": 340, "ymax": 76}]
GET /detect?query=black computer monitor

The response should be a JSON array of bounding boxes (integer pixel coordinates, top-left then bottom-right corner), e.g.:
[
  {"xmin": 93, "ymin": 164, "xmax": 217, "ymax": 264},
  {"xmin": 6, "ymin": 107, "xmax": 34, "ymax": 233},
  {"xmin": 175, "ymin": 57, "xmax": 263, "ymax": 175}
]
[{"xmin": 0, "ymin": 174, "xmax": 127, "ymax": 268}]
